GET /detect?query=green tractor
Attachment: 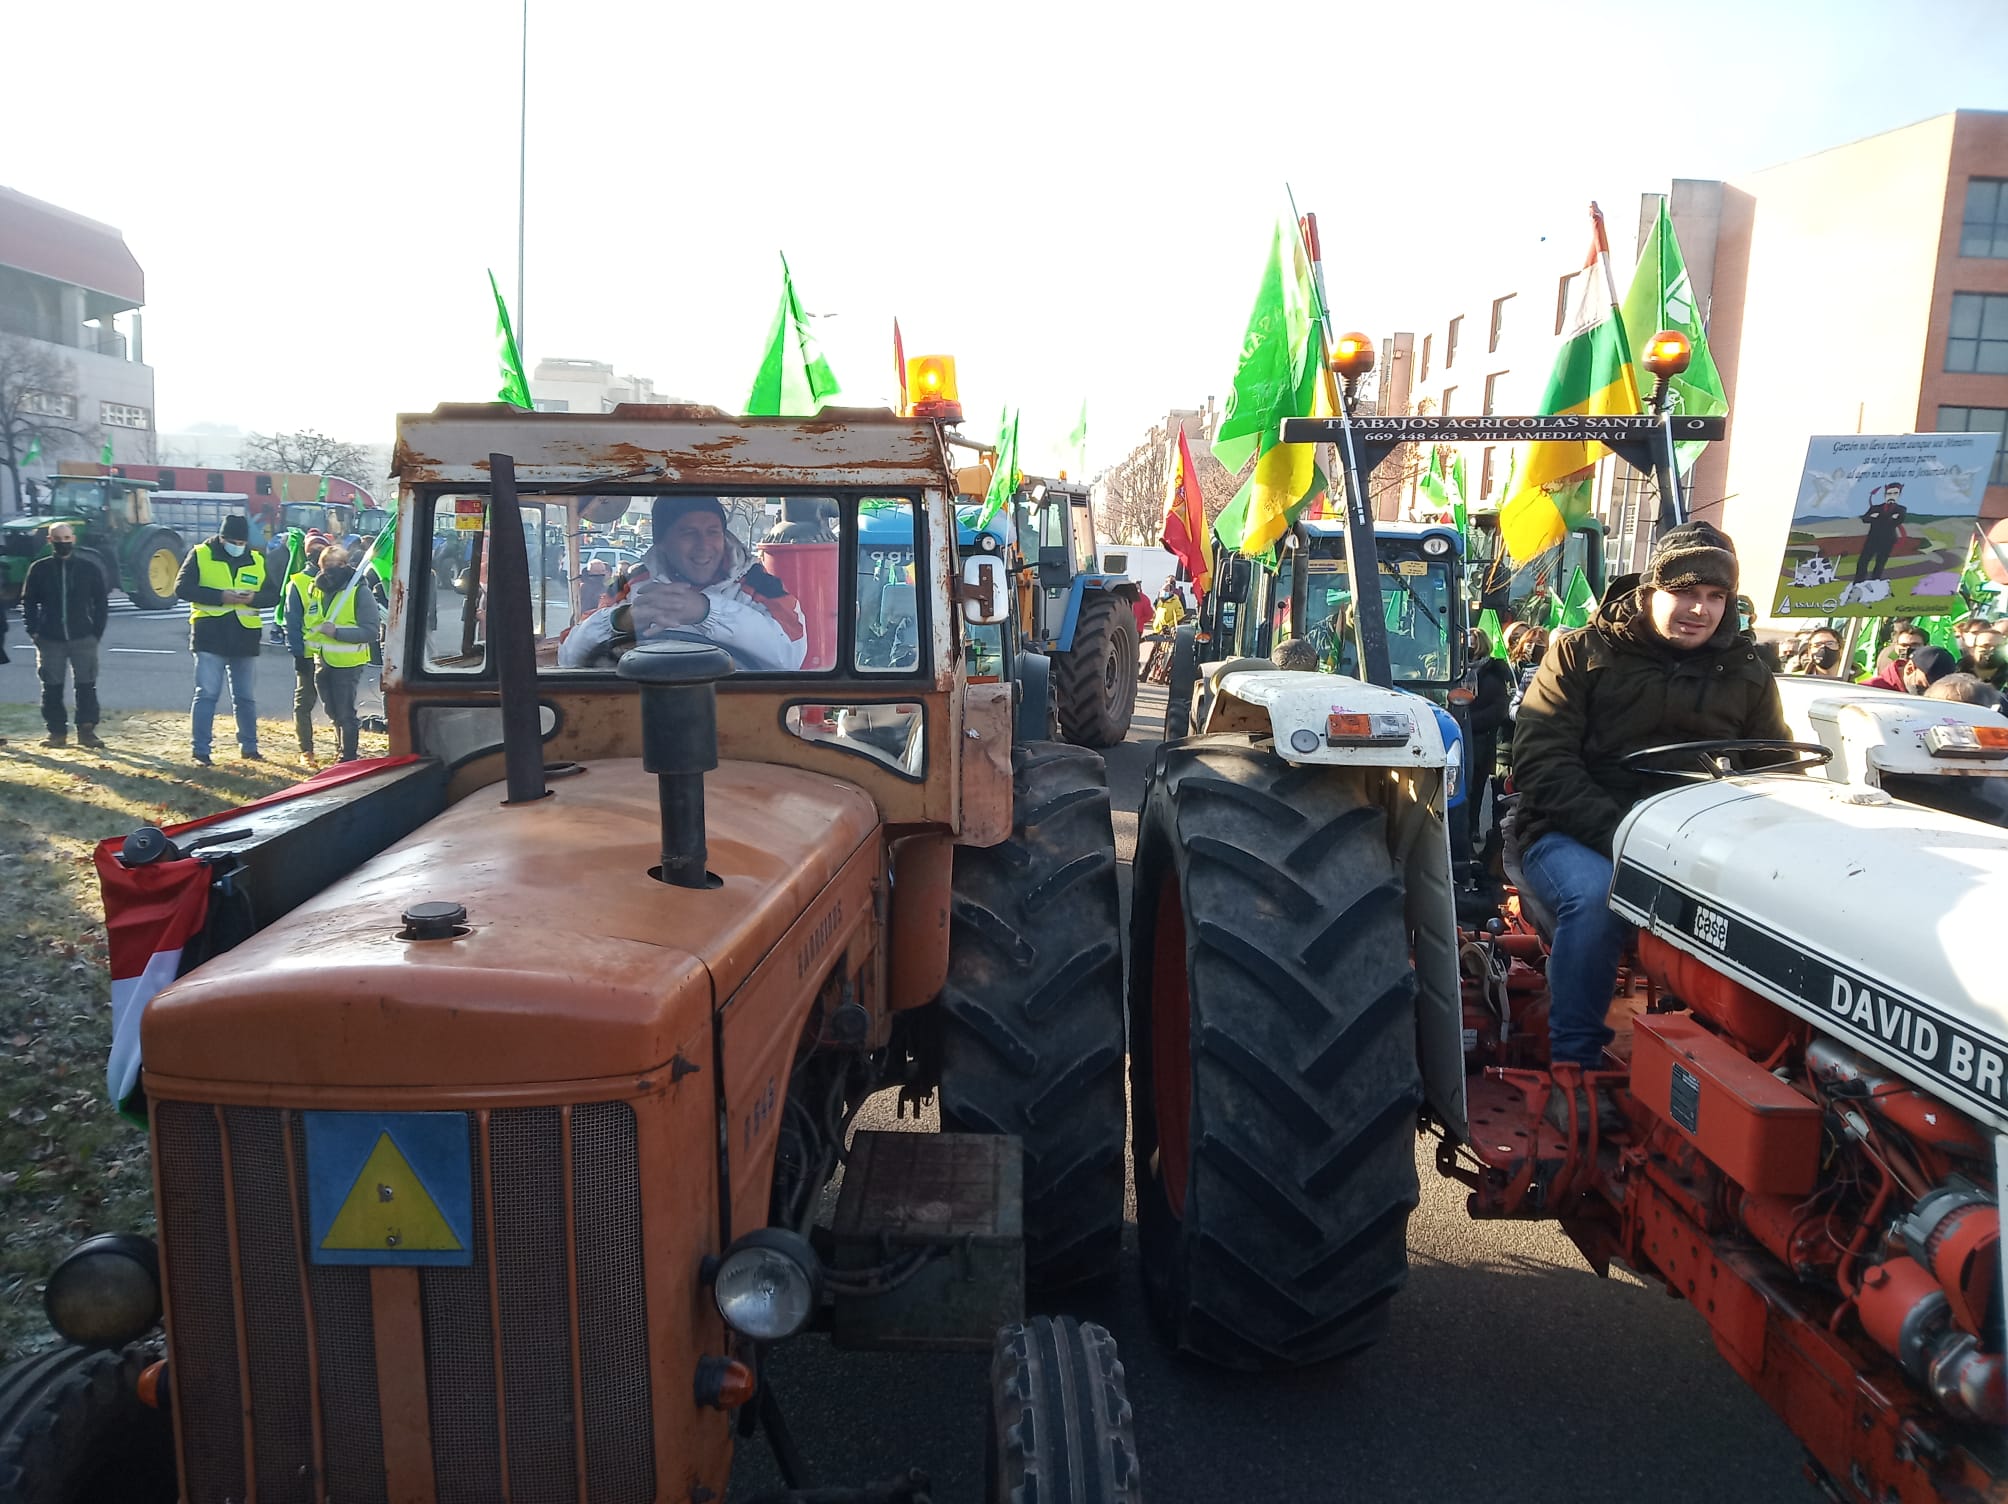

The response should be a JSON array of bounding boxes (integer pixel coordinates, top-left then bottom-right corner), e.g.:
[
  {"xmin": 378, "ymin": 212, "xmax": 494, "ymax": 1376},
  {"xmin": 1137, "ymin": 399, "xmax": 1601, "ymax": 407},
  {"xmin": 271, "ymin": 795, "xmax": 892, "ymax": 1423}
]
[{"xmin": 1, "ymin": 476, "xmax": 186, "ymax": 612}]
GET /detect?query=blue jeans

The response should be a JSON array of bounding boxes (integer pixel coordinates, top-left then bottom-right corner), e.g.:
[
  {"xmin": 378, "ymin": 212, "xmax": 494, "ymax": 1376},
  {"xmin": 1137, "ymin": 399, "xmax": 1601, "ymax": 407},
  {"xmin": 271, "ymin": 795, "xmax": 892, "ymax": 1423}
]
[
  {"xmin": 1520, "ymin": 832, "xmax": 1629, "ymax": 1069},
  {"xmin": 192, "ymin": 652, "xmax": 259, "ymax": 758}
]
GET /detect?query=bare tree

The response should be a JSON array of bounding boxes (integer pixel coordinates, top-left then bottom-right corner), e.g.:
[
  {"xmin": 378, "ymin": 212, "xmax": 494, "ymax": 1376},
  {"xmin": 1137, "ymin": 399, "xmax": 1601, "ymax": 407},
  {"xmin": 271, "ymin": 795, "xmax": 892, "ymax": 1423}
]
[
  {"xmin": 240, "ymin": 429, "xmax": 375, "ymax": 486},
  {"xmin": 0, "ymin": 335, "xmax": 100, "ymax": 515}
]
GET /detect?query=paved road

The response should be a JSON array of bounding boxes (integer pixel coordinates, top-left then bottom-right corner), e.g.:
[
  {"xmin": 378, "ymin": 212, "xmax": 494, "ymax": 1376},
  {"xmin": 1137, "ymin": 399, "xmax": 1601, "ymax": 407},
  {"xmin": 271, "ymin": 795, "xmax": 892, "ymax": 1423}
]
[
  {"xmin": 0, "ymin": 594, "xmax": 385, "ymax": 729},
  {"xmin": 732, "ymin": 685, "xmax": 1818, "ymax": 1504}
]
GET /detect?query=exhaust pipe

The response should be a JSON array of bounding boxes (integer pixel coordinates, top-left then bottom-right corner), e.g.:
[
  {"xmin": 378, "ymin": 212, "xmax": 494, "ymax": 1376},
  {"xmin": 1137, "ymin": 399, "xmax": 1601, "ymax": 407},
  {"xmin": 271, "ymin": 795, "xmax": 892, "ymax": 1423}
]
[
  {"xmin": 486, "ymin": 452, "xmax": 548, "ymax": 805},
  {"xmin": 616, "ymin": 640, "xmax": 732, "ymax": 888}
]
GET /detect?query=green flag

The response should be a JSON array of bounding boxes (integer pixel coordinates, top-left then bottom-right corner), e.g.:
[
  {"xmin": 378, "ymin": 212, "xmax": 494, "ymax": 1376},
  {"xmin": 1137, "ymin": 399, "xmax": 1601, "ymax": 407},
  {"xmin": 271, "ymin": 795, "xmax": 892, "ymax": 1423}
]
[
  {"xmin": 1212, "ymin": 218, "xmax": 1318, "ymax": 478},
  {"xmin": 746, "ymin": 253, "xmax": 840, "ymax": 416},
  {"xmin": 99, "ymin": 440, "xmax": 114, "ymax": 465},
  {"xmin": 1620, "ymin": 199, "xmax": 1727, "ymax": 471},
  {"xmin": 1557, "ymin": 566, "xmax": 1597, "ymax": 629},
  {"xmin": 1477, "ymin": 607, "xmax": 1506, "ymax": 657},
  {"xmin": 487, "ymin": 269, "xmax": 533, "ymax": 410},
  {"xmin": 979, "ymin": 409, "xmax": 1020, "ymax": 529},
  {"xmin": 1066, "ymin": 400, "xmax": 1087, "ymax": 476},
  {"xmin": 22, "ymin": 437, "xmax": 40, "ymax": 467},
  {"xmin": 316, "ymin": 474, "xmax": 330, "ymax": 502},
  {"xmin": 367, "ymin": 502, "xmax": 398, "ymax": 586},
  {"xmin": 284, "ymin": 527, "xmax": 306, "ymax": 582}
]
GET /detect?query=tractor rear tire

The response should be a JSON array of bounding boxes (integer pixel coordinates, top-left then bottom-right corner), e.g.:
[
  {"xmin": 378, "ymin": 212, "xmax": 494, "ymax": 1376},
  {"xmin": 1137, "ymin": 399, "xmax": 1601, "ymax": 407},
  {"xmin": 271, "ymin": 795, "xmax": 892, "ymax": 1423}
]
[
  {"xmin": 0, "ymin": 1342, "xmax": 176, "ymax": 1504},
  {"xmin": 939, "ymin": 742, "xmax": 1126, "ymax": 1292},
  {"xmin": 985, "ymin": 1317, "xmax": 1141, "ymax": 1504},
  {"xmin": 1163, "ymin": 624, "xmax": 1198, "ymax": 739},
  {"xmin": 1054, "ymin": 595, "xmax": 1138, "ymax": 749},
  {"xmin": 1128, "ymin": 737, "xmax": 1423, "ymax": 1369},
  {"xmin": 124, "ymin": 528, "xmax": 183, "ymax": 612}
]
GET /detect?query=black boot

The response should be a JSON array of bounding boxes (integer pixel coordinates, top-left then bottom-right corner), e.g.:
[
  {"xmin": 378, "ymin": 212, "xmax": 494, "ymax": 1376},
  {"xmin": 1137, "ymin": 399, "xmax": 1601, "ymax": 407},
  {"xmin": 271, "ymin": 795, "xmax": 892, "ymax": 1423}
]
[{"xmin": 77, "ymin": 724, "xmax": 106, "ymax": 749}]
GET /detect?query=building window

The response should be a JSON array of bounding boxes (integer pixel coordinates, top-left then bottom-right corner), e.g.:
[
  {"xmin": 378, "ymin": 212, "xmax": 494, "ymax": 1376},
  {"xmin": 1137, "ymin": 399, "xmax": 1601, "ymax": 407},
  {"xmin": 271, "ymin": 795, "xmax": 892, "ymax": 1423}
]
[
  {"xmin": 255, "ymin": 474, "xmax": 274, "ymax": 496},
  {"xmin": 1445, "ymin": 316, "xmax": 1463, "ymax": 369},
  {"xmin": 1418, "ymin": 333, "xmax": 1432, "ymax": 382},
  {"xmin": 533, "ymin": 398, "xmax": 570, "ymax": 412},
  {"xmin": 22, "ymin": 390, "xmax": 77, "ymax": 420},
  {"xmin": 1481, "ymin": 446, "xmax": 1497, "ymax": 498},
  {"xmin": 1948, "ymin": 293, "xmax": 2008, "ymax": 374},
  {"xmin": 1489, "ymin": 294, "xmax": 1515, "ymax": 353},
  {"xmin": 1482, "ymin": 372, "xmax": 1508, "ymax": 415},
  {"xmin": 208, "ymin": 472, "xmax": 226, "ymax": 492},
  {"xmin": 1441, "ymin": 385, "xmax": 1458, "ymax": 416},
  {"xmin": 1938, "ymin": 406, "xmax": 2008, "ymax": 485},
  {"xmin": 1962, "ymin": 178, "xmax": 2008, "ymax": 259},
  {"xmin": 158, "ymin": 470, "xmax": 176, "ymax": 489},
  {"xmin": 101, "ymin": 401, "xmax": 150, "ymax": 429}
]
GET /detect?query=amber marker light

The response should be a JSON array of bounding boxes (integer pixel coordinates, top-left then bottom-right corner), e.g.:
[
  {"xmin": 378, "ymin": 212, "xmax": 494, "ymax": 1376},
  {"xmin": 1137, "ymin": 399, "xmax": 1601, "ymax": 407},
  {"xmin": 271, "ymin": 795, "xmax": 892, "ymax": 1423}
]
[
  {"xmin": 1642, "ymin": 329, "xmax": 1693, "ymax": 380},
  {"xmin": 1329, "ymin": 332, "xmax": 1376, "ymax": 383},
  {"xmin": 906, "ymin": 355, "xmax": 963, "ymax": 422}
]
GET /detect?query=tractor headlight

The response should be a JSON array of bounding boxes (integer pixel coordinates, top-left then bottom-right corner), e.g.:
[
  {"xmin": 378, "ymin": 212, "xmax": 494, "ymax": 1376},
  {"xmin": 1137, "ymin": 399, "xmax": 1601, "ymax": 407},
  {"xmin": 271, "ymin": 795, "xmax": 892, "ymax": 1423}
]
[
  {"xmin": 45, "ymin": 1234, "xmax": 161, "ymax": 1347},
  {"xmin": 712, "ymin": 1229, "xmax": 821, "ymax": 1342}
]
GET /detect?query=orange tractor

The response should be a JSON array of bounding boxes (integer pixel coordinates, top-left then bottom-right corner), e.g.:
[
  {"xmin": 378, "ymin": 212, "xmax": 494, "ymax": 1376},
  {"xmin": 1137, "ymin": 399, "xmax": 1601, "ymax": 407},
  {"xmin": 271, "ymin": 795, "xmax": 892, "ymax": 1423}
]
[{"xmin": 2, "ymin": 405, "xmax": 1141, "ymax": 1504}]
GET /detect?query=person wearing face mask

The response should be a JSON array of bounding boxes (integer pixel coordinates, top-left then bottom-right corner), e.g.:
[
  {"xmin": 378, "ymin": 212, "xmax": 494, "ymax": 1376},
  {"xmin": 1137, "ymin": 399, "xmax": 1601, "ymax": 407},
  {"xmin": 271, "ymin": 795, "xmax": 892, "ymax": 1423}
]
[
  {"xmin": 176, "ymin": 513, "xmax": 281, "ymax": 765},
  {"xmin": 1861, "ymin": 622, "xmax": 1926, "ymax": 692},
  {"xmin": 1958, "ymin": 623, "xmax": 2008, "ymax": 691},
  {"xmin": 20, "ymin": 522, "xmax": 109, "ymax": 748},
  {"xmin": 1797, "ymin": 626, "xmax": 1847, "ymax": 679}
]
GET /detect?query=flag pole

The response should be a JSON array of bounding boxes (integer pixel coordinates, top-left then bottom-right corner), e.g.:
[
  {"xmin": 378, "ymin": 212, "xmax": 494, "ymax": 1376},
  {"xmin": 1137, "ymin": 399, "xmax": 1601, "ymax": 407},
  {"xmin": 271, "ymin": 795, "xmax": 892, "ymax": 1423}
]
[
  {"xmin": 517, "ymin": 0, "xmax": 529, "ymax": 355},
  {"xmin": 1292, "ymin": 202, "xmax": 1390, "ymax": 687}
]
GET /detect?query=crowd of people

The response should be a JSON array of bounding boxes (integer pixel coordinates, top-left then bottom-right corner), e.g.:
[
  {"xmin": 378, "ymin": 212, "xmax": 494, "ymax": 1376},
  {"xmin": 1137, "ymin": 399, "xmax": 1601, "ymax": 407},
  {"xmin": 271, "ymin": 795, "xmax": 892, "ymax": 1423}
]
[{"xmin": 2, "ymin": 513, "xmax": 388, "ymax": 765}]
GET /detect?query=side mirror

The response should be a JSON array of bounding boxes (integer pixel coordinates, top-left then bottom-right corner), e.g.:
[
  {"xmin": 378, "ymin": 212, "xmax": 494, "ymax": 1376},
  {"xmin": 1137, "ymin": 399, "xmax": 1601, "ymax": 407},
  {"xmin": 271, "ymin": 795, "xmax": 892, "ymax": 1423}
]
[
  {"xmin": 1219, "ymin": 555, "xmax": 1252, "ymax": 604},
  {"xmin": 960, "ymin": 554, "xmax": 1009, "ymax": 626}
]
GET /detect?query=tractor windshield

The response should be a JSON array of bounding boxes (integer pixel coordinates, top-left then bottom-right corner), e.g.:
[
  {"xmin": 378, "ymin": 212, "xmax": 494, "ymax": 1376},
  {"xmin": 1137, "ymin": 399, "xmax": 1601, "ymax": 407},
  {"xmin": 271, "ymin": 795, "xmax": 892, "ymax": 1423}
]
[
  {"xmin": 415, "ymin": 490, "xmax": 926, "ymax": 680},
  {"xmin": 1270, "ymin": 546, "xmax": 1462, "ymax": 687}
]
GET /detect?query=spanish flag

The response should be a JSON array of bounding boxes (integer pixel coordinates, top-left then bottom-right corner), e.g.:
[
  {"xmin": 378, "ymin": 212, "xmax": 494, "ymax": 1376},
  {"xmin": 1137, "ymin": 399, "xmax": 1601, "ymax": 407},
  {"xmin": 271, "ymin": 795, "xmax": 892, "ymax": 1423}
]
[
  {"xmin": 1498, "ymin": 205, "xmax": 1639, "ymax": 563},
  {"xmin": 1161, "ymin": 424, "xmax": 1214, "ymax": 597}
]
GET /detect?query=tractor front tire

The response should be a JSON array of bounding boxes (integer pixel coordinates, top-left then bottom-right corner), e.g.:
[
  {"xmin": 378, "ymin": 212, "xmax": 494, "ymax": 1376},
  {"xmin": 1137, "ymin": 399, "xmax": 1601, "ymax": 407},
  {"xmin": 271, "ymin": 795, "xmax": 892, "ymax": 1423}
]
[
  {"xmin": 124, "ymin": 529, "xmax": 183, "ymax": 612},
  {"xmin": 986, "ymin": 1317, "xmax": 1141, "ymax": 1504},
  {"xmin": 939, "ymin": 742, "xmax": 1126, "ymax": 1292},
  {"xmin": 0, "ymin": 1342, "xmax": 176, "ymax": 1504},
  {"xmin": 1054, "ymin": 595, "xmax": 1139, "ymax": 749},
  {"xmin": 1128, "ymin": 738, "xmax": 1423, "ymax": 1369},
  {"xmin": 1163, "ymin": 624, "xmax": 1198, "ymax": 739}
]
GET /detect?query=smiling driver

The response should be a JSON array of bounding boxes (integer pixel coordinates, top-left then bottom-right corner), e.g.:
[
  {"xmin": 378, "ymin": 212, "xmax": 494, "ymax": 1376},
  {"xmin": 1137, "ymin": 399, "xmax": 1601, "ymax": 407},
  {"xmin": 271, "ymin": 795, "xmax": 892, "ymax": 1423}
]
[
  {"xmin": 1509, "ymin": 521, "xmax": 1789, "ymax": 1079},
  {"xmin": 559, "ymin": 496, "xmax": 808, "ymax": 671}
]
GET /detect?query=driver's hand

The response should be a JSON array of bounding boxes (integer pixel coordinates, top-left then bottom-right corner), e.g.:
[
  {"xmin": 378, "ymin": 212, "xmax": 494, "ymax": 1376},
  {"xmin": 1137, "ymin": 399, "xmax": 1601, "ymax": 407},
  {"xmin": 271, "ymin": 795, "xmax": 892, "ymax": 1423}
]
[{"xmin": 629, "ymin": 581, "xmax": 709, "ymax": 635}]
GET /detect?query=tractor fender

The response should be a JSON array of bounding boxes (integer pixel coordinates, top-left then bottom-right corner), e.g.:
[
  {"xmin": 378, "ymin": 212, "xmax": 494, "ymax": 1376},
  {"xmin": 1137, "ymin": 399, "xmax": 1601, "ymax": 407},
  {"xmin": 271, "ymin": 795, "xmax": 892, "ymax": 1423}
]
[
  {"xmin": 1052, "ymin": 574, "xmax": 1139, "ymax": 654},
  {"xmin": 1013, "ymin": 650, "xmax": 1055, "ymax": 745}
]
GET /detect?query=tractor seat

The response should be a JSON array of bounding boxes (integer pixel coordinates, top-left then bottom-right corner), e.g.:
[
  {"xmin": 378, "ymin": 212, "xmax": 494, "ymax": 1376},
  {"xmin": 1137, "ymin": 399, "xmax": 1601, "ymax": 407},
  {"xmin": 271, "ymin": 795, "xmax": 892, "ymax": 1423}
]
[{"xmin": 1496, "ymin": 803, "xmax": 1557, "ymax": 944}]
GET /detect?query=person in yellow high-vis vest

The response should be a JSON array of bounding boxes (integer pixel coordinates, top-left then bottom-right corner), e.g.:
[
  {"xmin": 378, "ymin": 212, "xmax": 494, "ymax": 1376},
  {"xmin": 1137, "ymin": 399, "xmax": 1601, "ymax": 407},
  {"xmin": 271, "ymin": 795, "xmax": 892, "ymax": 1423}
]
[
  {"xmin": 281, "ymin": 538, "xmax": 331, "ymax": 763},
  {"xmin": 174, "ymin": 515, "xmax": 280, "ymax": 765},
  {"xmin": 300, "ymin": 544, "xmax": 381, "ymax": 763}
]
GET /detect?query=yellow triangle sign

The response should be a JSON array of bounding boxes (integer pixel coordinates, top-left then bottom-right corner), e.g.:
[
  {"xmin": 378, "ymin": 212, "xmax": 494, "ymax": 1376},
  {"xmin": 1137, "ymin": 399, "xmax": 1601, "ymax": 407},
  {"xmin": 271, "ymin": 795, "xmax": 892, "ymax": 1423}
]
[{"xmin": 322, "ymin": 1131, "xmax": 465, "ymax": 1254}]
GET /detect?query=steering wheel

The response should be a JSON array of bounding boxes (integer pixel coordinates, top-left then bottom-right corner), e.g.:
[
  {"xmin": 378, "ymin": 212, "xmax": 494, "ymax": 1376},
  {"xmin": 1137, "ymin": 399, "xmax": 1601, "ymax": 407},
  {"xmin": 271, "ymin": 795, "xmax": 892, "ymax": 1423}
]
[
  {"xmin": 1620, "ymin": 739, "xmax": 1833, "ymax": 780},
  {"xmin": 584, "ymin": 626, "xmax": 755, "ymax": 673}
]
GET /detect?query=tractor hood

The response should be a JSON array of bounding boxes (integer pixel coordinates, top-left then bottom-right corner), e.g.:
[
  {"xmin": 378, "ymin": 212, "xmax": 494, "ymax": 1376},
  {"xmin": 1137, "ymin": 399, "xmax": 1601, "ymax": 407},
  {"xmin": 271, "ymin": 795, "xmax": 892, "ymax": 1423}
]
[
  {"xmin": 1612, "ymin": 775, "xmax": 2008, "ymax": 1132},
  {"xmin": 141, "ymin": 760, "xmax": 880, "ymax": 1091},
  {"xmin": 1777, "ymin": 674, "xmax": 2008, "ymax": 789},
  {"xmin": 2, "ymin": 514, "xmax": 78, "ymax": 533}
]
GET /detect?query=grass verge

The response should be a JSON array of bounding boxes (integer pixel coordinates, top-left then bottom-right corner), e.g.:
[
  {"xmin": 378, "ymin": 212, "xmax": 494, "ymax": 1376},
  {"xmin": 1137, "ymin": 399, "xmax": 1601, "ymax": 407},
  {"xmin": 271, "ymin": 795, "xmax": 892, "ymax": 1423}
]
[{"xmin": 0, "ymin": 704, "xmax": 386, "ymax": 1360}]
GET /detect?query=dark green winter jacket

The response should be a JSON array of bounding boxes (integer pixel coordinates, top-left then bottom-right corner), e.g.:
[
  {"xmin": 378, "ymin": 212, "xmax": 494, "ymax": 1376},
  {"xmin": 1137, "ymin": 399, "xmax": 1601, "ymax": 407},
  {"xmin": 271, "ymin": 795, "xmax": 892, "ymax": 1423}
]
[{"xmin": 1510, "ymin": 574, "xmax": 1791, "ymax": 856}]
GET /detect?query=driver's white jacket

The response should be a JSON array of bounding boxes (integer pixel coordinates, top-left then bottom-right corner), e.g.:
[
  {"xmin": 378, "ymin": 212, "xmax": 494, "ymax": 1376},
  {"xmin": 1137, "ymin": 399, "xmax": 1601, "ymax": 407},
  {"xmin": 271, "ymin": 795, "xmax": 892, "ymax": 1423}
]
[{"xmin": 557, "ymin": 534, "xmax": 808, "ymax": 671}]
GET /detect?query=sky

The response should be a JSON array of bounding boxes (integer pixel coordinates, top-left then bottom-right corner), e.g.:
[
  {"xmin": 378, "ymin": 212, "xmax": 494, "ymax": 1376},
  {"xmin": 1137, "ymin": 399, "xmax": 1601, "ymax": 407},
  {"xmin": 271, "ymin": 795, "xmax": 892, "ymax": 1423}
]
[{"xmin": 10, "ymin": 0, "xmax": 2008, "ymax": 478}]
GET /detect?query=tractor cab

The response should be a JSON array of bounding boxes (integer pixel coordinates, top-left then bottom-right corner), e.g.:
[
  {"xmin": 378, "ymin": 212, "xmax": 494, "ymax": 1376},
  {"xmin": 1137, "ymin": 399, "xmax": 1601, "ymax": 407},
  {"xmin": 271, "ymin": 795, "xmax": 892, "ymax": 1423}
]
[{"xmin": 0, "ymin": 475, "xmax": 173, "ymax": 609}]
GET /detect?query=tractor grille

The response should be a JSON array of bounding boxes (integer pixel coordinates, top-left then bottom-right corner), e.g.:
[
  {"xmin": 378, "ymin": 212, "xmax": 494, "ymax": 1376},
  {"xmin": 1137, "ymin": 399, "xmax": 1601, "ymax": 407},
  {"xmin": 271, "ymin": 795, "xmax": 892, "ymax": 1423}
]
[{"xmin": 153, "ymin": 1099, "xmax": 654, "ymax": 1504}]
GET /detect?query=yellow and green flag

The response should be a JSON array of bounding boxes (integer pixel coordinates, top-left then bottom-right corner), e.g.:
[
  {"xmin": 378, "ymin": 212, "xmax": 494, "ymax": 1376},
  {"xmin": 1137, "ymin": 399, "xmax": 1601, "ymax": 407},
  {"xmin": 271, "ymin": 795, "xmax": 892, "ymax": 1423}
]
[
  {"xmin": 1212, "ymin": 218, "xmax": 1326, "ymax": 564},
  {"xmin": 1498, "ymin": 208, "xmax": 1639, "ymax": 562},
  {"xmin": 746, "ymin": 253, "xmax": 840, "ymax": 417},
  {"xmin": 1619, "ymin": 199, "xmax": 1727, "ymax": 472}
]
